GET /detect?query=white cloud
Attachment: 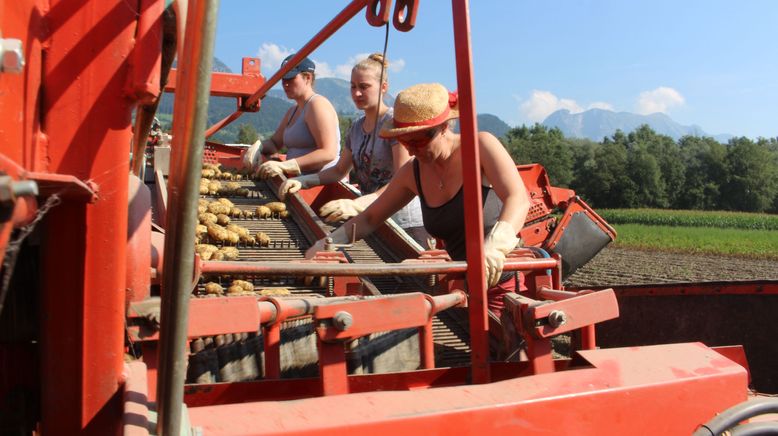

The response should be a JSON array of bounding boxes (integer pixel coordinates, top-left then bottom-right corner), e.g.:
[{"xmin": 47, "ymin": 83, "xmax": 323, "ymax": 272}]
[
  {"xmin": 256, "ymin": 43, "xmax": 293, "ymax": 75},
  {"xmin": 588, "ymin": 101, "xmax": 614, "ymax": 111},
  {"xmin": 635, "ymin": 86, "xmax": 685, "ymax": 115},
  {"xmin": 520, "ymin": 90, "xmax": 583, "ymax": 122},
  {"xmin": 255, "ymin": 45, "xmax": 406, "ymax": 81}
]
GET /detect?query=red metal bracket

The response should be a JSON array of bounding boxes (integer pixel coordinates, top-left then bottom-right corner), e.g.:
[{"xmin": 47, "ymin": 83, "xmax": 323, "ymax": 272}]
[{"xmin": 366, "ymin": 0, "xmax": 392, "ymax": 26}]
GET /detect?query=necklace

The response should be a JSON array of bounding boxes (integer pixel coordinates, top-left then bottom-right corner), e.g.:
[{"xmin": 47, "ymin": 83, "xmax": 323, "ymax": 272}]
[{"xmin": 431, "ymin": 163, "xmax": 448, "ymax": 190}]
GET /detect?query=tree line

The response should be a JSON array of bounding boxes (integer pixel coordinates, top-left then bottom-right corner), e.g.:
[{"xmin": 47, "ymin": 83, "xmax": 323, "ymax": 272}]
[{"xmin": 503, "ymin": 124, "xmax": 778, "ymax": 213}]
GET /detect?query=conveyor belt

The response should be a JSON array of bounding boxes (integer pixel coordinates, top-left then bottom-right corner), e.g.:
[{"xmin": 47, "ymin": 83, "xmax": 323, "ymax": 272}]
[{"xmin": 189, "ymin": 178, "xmax": 472, "ymax": 379}]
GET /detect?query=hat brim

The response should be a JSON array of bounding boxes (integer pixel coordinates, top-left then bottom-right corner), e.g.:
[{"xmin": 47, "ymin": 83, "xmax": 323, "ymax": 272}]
[
  {"xmin": 282, "ymin": 70, "xmax": 300, "ymax": 80},
  {"xmin": 379, "ymin": 108, "xmax": 459, "ymax": 138}
]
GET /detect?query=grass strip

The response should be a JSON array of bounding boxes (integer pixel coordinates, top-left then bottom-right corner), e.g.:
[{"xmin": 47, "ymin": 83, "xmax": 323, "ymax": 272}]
[
  {"xmin": 611, "ymin": 224, "xmax": 778, "ymax": 259},
  {"xmin": 600, "ymin": 208, "xmax": 778, "ymax": 231}
]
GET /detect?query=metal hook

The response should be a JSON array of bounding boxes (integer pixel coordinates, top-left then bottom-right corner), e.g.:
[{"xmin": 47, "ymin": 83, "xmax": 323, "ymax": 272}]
[
  {"xmin": 366, "ymin": 0, "xmax": 392, "ymax": 27},
  {"xmin": 393, "ymin": 0, "xmax": 418, "ymax": 32}
]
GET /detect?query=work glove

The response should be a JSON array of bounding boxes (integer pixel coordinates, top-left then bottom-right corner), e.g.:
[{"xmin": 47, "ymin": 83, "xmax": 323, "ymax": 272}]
[
  {"xmin": 483, "ymin": 221, "xmax": 521, "ymax": 288},
  {"xmin": 242, "ymin": 139, "xmax": 263, "ymax": 169},
  {"xmin": 318, "ymin": 194, "xmax": 375, "ymax": 223},
  {"xmin": 278, "ymin": 173, "xmax": 321, "ymax": 201},
  {"xmin": 257, "ymin": 159, "xmax": 301, "ymax": 180}
]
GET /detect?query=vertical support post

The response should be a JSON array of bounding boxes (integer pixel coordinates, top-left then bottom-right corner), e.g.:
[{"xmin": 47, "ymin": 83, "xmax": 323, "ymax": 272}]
[
  {"xmin": 263, "ymin": 324, "xmax": 281, "ymax": 379},
  {"xmin": 419, "ymin": 322, "xmax": 435, "ymax": 369},
  {"xmin": 156, "ymin": 1, "xmax": 220, "ymax": 435},
  {"xmin": 451, "ymin": 0, "xmax": 490, "ymax": 384},
  {"xmin": 581, "ymin": 325, "xmax": 596, "ymax": 350},
  {"xmin": 527, "ymin": 337, "xmax": 555, "ymax": 374},
  {"xmin": 317, "ymin": 342, "xmax": 349, "ymax": 396}
]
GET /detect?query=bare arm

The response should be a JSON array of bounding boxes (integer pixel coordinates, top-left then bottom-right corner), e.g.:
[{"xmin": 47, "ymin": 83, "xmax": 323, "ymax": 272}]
[
  {"xmin": 263, "ymin": 108, "xmax": 292, "ymax": 155},
  {"xmin": 294, "ymin": 97, "xmax": 339, "ymax": 172},
  {"xmin": 478, "ymin": 131, "xmax": 530, "ymax": 232},
  {"xmin": 316, "ymin": 139, "xmax": 353, "ymax": 184},
  {"xmin": 315, "ymin": 161, "xmax": 417, "ymax": 250}
]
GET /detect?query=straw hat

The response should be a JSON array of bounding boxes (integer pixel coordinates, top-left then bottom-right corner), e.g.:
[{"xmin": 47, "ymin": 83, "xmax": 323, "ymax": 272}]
[{"xmin": 379, "ymin": 83, "xmax": 459, "ymax": 138}]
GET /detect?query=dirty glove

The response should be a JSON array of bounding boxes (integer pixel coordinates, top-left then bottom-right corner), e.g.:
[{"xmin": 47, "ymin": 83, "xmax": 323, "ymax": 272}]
[
  {"xmin": 278, "ymin": 173, "xmax": 321, "ymax": 201},
  {"xmin": 257, "ymin": 159, "xmax": 301, "ymax": 179},
  {"xmin": 483, "ymin": 221, "xmax": 520, "ymax": 288},
  {"xmin": 318, "ymin": 194, "xmax": 376, "ymax": 223},
  {"xmin": 242, "ymin": 139, "xmax": 263, "ymax": 169}
]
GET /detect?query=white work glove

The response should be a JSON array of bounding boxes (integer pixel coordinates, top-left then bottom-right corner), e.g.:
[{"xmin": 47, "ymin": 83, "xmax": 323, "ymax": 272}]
[
  {"xmin": 318, "ymin": 194, "xmax": 375, "ymax": 223},
  {"xmin": 278, "ymin": 173, "xmax": 321, "ymax": 201},
  {"xmin": 242, "ymin": 139, "xmax": 263, "ymax": 169},
  {"xmin": 483, "ymin": 221, "xmax": 521, "ymax": 288},
  {"xmin": 257, "ymin": 159, "xmax": 301, "ymax": 179}
]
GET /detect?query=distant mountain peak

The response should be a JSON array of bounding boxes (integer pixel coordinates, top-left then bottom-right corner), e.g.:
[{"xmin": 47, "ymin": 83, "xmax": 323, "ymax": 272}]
[{"xmin": 542, "ymin": 108, "xmax": 730, "ymax": 141}]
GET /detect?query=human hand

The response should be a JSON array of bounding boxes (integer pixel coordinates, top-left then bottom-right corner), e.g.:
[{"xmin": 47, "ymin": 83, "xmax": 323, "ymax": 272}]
[
  {"xmin": 278, "ymin": 173, "xmax": 321, "ymax": 201},
  {"xmin": 242, "ymin": 140, "xmax": 262, "ymax": 169},
  {"xmin": 257, "ymin": 159, "xmax": 301, "ymax": 180},
  {"xmin": 483, "ymin": 221, "xmax": 520, "ymax": 288}
]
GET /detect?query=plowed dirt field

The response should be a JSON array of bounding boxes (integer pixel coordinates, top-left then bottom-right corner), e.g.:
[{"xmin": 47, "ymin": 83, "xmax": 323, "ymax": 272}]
[{"xmin": 565, "ymin": 246, "xmax": 778, "ymax": 287}]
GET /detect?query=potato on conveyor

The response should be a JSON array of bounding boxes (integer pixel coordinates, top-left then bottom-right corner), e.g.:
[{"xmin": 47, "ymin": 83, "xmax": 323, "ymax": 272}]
[
  {"xmin": 255, "ymin": 231, "xmax": 270, "ymax": 247},
  {"xmin": 195, "ymin": 224, "xmax": 207, "ymax": 237},
  {"xmin": 278, "ymin": 210, "xmax": 290, "ymax": 219},
  {"xmin": 264, "ymin": 202, "xmax": 286, "ymax": 213},
  {"xmin": 204, "ymin": 282, "xmax": 224, "ymax": 295},
  {"xmin": 198, "ymin": 199, "xmax": 210, "ymax": 207},
  {"xmin": 225, "ymin": 182, "xmax": 241, "ymax": 191},
  {"xmin": 195, "ymin": 244, "xmax": 219, "ymax": 261},
  {"xmin": 197, "ymin": 204, "xmax": 207, "ymax": 214},
  {"xmin": 255, "ymin": 205, "xmax": 272, "ymax": 218},
  {"xmin": 242, "ymin": 210, "xmax": 255, "ymax": 219},
  {"xmin": 232, "ymin": 279, "xmax": 254, "ymax": 292},
  {"xmin": 216, "ymin": 213, "xmax": 230, "ymax": 226},
  {"xmin": 207, "ymin": 181, "xmax": 221, "ymax": 195},
  {"xmin": 201, "ymin": 168, "xmax": 216, "ymax": 178},
  {"xmin": 202, "ymin": 162, "xmax": 221, "ymax": 171},
  {"xmin": 217, "ymin": 198, "xmax": 235, "ymax": 208},
  {"xmin": 233, "ymin": 174, "xmax": 243, "ymax": 181},
  {"xmin": 211, "ymin": 250, "xmax": 225, "ymax": 261},
  {"xmin": 199, "ymin": 184, "xmax": 209, "ymax": 195},
  {"xmin": 226, "ymin": 224, "xmax": 249, "ymax": 238},
  {"xmin": 207, "ymin": 202, "xmax": 230, "ymax": 215},
  {"xmin": 206, "ymin": 223, "xmax": 228, "ymax": 242},
  {"xmin": 236, "ymin": 188, "xmax": 250, "ymax": 197},
  {"xmin": 219, "ymin": 246, "xmax": 240, "ymax": 261},
  {"xmin": 229, "ymin": 207, "xmax": 243, "ymax": 218},
  {"xmin": 226, "ymin": 285, "xmax": 245, "ymax": 294},
  {"xmin": 225, "ymin": 230, "xmax": 240, "ymax": 244},
  {"xmin": 199, "ymin": 212, "xmax": 218, "ymax": 225}
]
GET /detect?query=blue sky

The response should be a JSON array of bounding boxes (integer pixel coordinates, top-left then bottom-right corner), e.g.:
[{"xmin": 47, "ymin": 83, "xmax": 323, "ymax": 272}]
[{"xmin": 214, "ymin": 1, "xmax": 778, "ymax": 138}]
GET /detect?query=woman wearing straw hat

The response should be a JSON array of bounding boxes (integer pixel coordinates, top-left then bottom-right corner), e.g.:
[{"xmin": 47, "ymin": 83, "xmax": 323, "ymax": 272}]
[
  {"xmin": 306, "ymin": 82, "xmax": 531, "ymax": 317},
  {"xmin": 276, "ymin": 53, "xmax": 427, "ymax": 244},
  {"xmin": 243, "ymin": 54, "xmax": 341, "ymax": 179}
]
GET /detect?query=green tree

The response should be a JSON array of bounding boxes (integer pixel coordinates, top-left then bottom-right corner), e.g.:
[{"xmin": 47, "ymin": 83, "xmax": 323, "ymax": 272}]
[
  {"xmin": 627, "ymin": 144, "xmax": 667, "ymax": 207},
  {"xmin": 627, "ymin": 125, "xmax": 684, "ymax": 207},
  {"xmin": 504, "ymin": 124, "xmax": 574, "ymax": 187},
  {"xmin": 338, "ymin": 114, "xmax": 354, "ymax": 148},
  {"xmin": 721, "ymin": 137, "xmax": 778, "ymax": 212},
  {"xmin": 236, "ymin": 123, "xmax": 258, "ymax": 144},
  {"xmin": 677, "ymin": 136, "xmax": 727, "ymax": 210},
  {"xmin": 573, "ymin": 139, "xmax": 636, "ymax": 208}
]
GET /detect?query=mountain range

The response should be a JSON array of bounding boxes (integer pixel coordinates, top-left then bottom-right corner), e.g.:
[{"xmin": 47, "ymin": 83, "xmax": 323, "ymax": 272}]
[{"xmin": 541, "ymin": 109, "xmax": 733, "ymax": 142}]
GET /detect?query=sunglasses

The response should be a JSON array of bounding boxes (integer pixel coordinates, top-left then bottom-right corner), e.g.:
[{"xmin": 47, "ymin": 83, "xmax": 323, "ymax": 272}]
[{"xmin": 397, "ymin": 127, "xmax": 441, "ymax": 148}]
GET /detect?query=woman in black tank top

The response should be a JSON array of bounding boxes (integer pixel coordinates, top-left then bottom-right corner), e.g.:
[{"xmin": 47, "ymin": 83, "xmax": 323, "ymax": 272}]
[{"xmin": 305, "ymin": 83, "xmax": 531, "ymax": 317}]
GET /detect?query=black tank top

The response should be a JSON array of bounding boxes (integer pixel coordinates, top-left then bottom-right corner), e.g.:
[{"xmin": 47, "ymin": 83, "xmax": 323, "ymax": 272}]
[{"xmin": 413, "ymin": 159, "xmax": 504, "ymax": 261}]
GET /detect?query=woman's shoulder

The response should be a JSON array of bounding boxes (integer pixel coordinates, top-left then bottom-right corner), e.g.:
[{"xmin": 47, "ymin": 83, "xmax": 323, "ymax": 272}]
[{"xmin": 308, "ymin": 94, "xmax": 337, "ymax": 113}]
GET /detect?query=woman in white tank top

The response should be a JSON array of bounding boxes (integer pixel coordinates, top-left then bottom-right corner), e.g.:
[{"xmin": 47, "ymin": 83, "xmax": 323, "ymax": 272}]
[{"xmin": 245, "ymin": 54, "xmax": 340, "ymax": 179}]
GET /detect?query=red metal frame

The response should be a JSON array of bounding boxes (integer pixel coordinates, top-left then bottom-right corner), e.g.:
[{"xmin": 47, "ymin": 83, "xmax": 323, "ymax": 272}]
[{"xmin": 186, "ymin": 342, "xmax": 748, "ymax": 434}]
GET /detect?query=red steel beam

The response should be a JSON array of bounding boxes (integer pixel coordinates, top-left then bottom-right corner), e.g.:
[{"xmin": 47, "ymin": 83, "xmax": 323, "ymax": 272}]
[
  {"xmin": 199, "ymin": 258, "xmax": 559, "ymax": 276},
  {"xmin": 39, "ymin": 0, "xmax": 140, "ymax": 432},
  {"xmin": 451, "ymin": 0, "xmax": 490, "ymax": 384},
  {"xmin": 187, "ymin": 343, "xmax": 748, "ymax": 434}
]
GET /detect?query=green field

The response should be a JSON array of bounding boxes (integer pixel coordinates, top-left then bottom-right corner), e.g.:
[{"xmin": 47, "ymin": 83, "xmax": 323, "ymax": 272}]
[{"xmin": 600, "ymin": 209, "xmax": 778, "ymax": 259}]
